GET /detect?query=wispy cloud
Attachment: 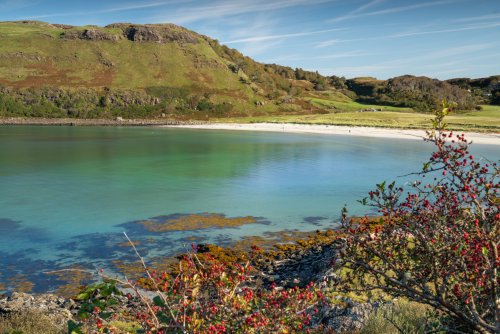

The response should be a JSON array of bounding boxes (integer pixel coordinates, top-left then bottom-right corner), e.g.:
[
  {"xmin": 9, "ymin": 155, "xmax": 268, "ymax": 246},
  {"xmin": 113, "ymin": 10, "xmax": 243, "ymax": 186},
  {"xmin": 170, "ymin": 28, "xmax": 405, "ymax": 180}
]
[
  {"xmin": 0, "ymin": 0, "xmax": 39, "ymax": 12},
  {"xmin": 222, "ymin": 28, "xmax": 345, "ymax": 44},
  {"xmin": 238, "ymin": 39, "xmax": 285, "ymax": 57},
  {"xmin": 313, "ymin": 21, "xmax": 500, "ymax": 47},
  {"xmin": 323, "ymin": 65, "xmax": 392, "ymax": 76},
  {"xmin": 389, "ymin": 43, "xmax": 494, "ymax": 66},
  {"xmin": 418, "ymin": 68, "xmax": 473, "ymax": 78},
  {"xmin": 329, "ymin": 0, "xmax": 455, "ymax": 23},
  {"xmin": 314, "ymin": 51, "xmax": 373, "ymax": 59},
  {"xmin": 319, "ymin": 42, "xmax": 494, "ymax": 78},
  {"xmin": 453, "ymin": 13, "xmax": 500, "ymax": 22},
  {"xmin": 264, "ymin": 50, "xmax": 371, "ymax": 63},
  {"xmin": 315, "ymin": 39, "xmax": 341, "ymax": 48},
  {"xmin": 349, "ymin": 0, "xmax": 387, "ymax": 15},
  {"xmin": 390, "ymin": 22, "xmax": 500, "ymax": 38},
  {"xmin": 159, "ymin": 0, "xmax": 332, "ymax": 24},
  {"xmin": 25, "ymin": 1, "xmax": 188, "ymax": 19}
]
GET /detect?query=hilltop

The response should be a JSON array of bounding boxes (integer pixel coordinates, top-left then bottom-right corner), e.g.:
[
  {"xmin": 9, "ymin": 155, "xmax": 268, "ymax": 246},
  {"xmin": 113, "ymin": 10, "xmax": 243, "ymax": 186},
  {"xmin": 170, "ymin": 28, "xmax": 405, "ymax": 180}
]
[{"xmin": 0, "ymin": 20, "xmax": 498, "ymax": 122}]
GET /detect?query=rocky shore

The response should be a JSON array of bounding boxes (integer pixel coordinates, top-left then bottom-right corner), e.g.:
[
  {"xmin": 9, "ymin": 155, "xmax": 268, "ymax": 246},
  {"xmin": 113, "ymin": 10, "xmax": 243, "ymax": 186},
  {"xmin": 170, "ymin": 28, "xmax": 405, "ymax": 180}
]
[
  {"xmin": 0, "ymin": 117, "xmax": 206, "ymax": 126},
  {"xmin": 0, "ymin": 237, "xmax": 377, "ymax": 333}
]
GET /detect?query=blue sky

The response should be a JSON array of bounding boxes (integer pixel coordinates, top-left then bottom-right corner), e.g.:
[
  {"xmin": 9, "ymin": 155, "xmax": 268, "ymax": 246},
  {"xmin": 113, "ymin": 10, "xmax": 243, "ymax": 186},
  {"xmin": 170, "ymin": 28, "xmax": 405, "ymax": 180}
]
[{"xmin": 1, "ymin": 0, "xmax": 499, "ymax": 79}]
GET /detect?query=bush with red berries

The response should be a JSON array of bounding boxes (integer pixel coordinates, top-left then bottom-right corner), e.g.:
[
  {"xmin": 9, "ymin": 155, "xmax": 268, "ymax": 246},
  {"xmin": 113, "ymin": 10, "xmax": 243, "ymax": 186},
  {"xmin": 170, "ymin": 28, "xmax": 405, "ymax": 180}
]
[{"xmin": 339, "ymin": 103, "xmax": 499, "ymax": 333}]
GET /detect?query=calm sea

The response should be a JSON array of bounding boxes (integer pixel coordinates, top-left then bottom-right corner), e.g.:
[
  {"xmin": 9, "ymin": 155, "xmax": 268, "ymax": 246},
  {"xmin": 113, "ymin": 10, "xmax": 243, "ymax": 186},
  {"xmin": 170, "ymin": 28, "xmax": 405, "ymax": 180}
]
[{"xmin": 0, "ymin": 126, "xmax": 498, "ymax": 293}]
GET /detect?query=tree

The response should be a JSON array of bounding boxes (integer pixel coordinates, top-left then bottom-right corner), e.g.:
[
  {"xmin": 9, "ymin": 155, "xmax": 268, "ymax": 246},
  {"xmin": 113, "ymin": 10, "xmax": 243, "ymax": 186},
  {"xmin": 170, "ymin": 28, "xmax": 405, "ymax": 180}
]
[{"xmin": 339, "ymin": 102, "xmax": 499, "ymax": 333}]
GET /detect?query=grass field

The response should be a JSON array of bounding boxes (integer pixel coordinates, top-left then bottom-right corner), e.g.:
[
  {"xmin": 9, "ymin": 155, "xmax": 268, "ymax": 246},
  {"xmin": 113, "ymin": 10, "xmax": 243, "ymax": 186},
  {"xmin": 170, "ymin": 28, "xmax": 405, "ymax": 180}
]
[
  {"xmin": 305, "ymin": 91, "xmax": 415, "ymax": 113},
  {"xmin": 216, "ymin": 105, "xmax": 500, "ymax": 132}
]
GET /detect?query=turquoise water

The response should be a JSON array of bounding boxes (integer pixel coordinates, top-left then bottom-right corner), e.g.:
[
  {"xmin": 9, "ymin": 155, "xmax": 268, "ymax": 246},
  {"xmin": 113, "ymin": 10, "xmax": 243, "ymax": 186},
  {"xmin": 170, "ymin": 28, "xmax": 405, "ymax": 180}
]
[{"xmin": 0, "ymin": 126, "xmax": 498, "ymax": 292}]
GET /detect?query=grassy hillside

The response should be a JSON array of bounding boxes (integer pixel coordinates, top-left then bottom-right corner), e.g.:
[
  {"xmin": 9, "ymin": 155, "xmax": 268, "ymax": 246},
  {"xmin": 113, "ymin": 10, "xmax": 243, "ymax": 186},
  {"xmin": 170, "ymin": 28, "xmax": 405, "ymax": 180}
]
[
  {"xmin": 0, "ymin": 21, "xmax": 328, "ymax": 119},
  {"xmin": 0, "ymin": 20, "xmax": 498, "ymax": 127}
]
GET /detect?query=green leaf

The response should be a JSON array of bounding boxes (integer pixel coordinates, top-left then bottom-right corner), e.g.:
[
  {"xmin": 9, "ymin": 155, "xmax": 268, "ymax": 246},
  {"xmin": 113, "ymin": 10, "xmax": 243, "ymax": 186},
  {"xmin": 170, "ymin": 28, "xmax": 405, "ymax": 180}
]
[
  {"xmin": 482, "ymin": 247, "xmax": 489, "ymax": 257},
  {"xmin": 101, "ymin": 286, "xmax": 112, "ymax": 297},
  {"xmin": 377, "ymin": 181, "xmax": 386, "ymax": 191},
  {"xmin": 107, "ymin": 298, "xmax": 119, "ymax": 306},
  {"xmin": 77, "ymin": 311, "xmax": 90, "ymax": 320},
  {"xmin": 157, "ymin": 313, "xmax": 171, "ymax": 323},
  {"xmin": 100, "ymin": 312, "xmax": 113, "ymax": 320},
  {"xmin": 153, "ymin": 295, "xmax": 165, "ymax": 307},
  {"xmin": 68, "ymin": 320, "xmax": 83, "ymax": 334},
  {"xmin": 357, "ymin": 197, "xmax": 368, "ymax": 205},
  {"xmin": 75, "ymin": 292, "xmax": 90, "ymax": 300}
]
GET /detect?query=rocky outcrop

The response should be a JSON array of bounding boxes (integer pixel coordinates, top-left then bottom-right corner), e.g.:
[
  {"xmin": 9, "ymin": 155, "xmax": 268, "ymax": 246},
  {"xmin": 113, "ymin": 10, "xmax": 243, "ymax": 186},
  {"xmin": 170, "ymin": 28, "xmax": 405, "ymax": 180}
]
[
  {"xmin": 0, "ymin": 292, "xmax": 75, "ymax": 327},
  {"xmin": 106, "ymin": 23, "xmax": 198, "ymax": 43},
  {"xmin": 320, "ymin": 302, "xmax": 375, "ymax": 333},
  {"xmin": 258, "ymin": 239, "xmax": 345, "ymax": 288},
  {"xmin": 62, "ymin": 29, "xmax": 121, "ymax": 41},
  {"xmin": 60, "ymin": 24, "xmax": 199, "ymax": 44},
  {"xmin": 122, "ymin": 24, "xmax": 199, "ymax": 44}
]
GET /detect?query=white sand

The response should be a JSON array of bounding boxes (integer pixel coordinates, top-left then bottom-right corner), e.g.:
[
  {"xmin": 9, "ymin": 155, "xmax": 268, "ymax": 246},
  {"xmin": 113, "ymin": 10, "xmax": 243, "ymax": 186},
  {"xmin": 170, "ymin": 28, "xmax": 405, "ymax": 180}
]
[{"xmin": 165, "ymin": 123, "xmax": 500, "ymax": 145}]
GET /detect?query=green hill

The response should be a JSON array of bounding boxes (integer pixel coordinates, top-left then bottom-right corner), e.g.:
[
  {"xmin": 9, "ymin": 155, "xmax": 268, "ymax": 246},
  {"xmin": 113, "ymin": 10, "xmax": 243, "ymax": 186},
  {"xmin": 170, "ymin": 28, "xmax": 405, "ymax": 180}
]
[
  {"xmin": 0, "ymin": 21, "xmax": 328, "ymax": 119},
  {"xmin": 0, "ymin": 20, "xmax": 496, "ymax": 121}
]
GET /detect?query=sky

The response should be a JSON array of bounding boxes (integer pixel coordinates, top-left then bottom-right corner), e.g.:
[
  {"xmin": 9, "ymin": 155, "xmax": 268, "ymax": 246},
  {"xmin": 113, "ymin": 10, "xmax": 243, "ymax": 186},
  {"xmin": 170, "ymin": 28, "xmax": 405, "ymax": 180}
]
[{"xmin": 0, "ymin": 0, "xmax": 499, "ymax": 79}]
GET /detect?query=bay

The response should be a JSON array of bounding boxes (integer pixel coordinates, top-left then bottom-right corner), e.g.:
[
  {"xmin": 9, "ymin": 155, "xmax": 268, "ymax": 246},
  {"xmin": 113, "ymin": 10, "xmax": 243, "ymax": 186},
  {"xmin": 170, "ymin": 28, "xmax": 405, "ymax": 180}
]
[{"xmin": 0, "ymin": 126, "xmax": 497, "ymax": 293}]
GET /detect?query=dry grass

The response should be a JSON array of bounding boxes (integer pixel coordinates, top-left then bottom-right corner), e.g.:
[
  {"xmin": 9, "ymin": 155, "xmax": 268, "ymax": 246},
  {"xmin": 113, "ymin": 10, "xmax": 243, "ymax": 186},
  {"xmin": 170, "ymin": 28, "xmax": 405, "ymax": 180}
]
[
  {"xmin": 360, "ymin": 299, "xmax": 430, "ymax": 334},
  {"xmin": 217, "ymin": 106, "xmax": 500, "ymax": 132},
  {"xmin": 0, "ymin": 310, "xmax": 65, "ymax": 334}
]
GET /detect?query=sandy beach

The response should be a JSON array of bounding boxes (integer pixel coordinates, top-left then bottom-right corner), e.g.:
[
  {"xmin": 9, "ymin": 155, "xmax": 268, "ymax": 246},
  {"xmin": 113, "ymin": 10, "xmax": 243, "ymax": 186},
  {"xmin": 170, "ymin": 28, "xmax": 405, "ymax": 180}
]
[{"xmin": 165, "ymin": 123, "xmax": 500, "ymax": 145}]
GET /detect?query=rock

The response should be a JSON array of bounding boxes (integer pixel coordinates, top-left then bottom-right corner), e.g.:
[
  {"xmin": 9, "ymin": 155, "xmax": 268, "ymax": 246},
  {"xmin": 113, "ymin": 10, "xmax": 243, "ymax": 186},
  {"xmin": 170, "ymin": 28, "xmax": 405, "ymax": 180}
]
[
  {"xmin": 62, "ymin": 29, "xmax": 120, "ymax": 41},
  {"xmin": 122, "ymin": 24, "xmax": 199, "ymax": 44},
  {"xmin": 0, "ymin": 292, "xmax": 74, "ymax": 327},
  {"xmin": 260, "ymin": 242, "xmax": 340, "ymax": 288},
  {"xmin": 319, "ymin": 302, "xmax": 374, "ymax": 333}
]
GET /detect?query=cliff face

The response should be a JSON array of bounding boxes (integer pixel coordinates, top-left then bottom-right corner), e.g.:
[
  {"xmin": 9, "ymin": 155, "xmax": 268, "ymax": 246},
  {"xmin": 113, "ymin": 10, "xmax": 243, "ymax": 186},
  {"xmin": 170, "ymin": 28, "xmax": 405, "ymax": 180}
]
[{"xmin": 60, "ymin": 23, "xmax": 199, "ymax": 44}]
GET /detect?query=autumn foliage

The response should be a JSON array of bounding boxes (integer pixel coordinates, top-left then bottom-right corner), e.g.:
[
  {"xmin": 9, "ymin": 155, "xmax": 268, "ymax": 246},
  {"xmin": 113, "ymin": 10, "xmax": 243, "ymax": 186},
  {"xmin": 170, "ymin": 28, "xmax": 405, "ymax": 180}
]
[
  {"xmin": 79, "ymin": 243, "xmax": 325, "ymax": 333},
  {"xmin": 340, "ymin": 102, "xmax": 499, "ymax": 333}
]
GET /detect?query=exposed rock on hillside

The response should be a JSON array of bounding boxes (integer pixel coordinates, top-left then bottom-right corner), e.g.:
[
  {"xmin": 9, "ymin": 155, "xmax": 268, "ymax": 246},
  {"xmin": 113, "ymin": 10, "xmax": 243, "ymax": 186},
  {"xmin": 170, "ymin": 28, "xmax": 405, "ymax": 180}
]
[
  {"xmin": 62, "ymin": 28, "xmax": 121, "ymax": 41},
  {"xmin": 105, "ymin": 23, "xmax": 199, "ymax": 44},
  {"xmin": 61, "ymin": 23, "xmax": 199, "ymax": 44}
]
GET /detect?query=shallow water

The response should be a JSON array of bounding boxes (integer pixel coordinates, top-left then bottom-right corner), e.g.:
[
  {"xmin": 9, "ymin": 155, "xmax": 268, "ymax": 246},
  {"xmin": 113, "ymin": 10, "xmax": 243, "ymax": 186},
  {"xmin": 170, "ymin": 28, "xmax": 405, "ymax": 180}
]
[{"xmin": 0, "ymin": 126, "xmax": 498, "ymax": 293}]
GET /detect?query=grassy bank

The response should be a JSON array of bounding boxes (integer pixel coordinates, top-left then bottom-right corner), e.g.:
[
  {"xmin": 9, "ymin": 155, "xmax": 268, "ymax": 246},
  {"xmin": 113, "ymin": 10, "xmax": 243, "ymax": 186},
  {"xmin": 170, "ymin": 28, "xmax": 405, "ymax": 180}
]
[{"xmin": 214, "ymin": 105, "xmax": 500, "ymax": 132}]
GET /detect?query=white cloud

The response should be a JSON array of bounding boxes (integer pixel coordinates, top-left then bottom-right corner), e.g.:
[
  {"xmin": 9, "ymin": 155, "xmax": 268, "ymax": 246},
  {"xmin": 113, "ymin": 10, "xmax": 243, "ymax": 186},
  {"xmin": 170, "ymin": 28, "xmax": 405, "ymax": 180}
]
[
  {"xmin": 313, "ymin": 21, "xmax": 500, "ymax": 46},
  {"xmin": 315, "ymin": 39, "xmax": 340, "ymax": 48},
  {"xmin": 24, "ymin": 1, "xmax": 189, "ymax": 20},
  {"xmin": 222, "ymin": 28, "xmax": 346, "ymax": 44},
  {"xmin": 322, "ymin": 65, "xmax": 392, "ymax": 77},
  {"xmin": 263, "ymin": 50, "xmax": 371, "ymax": 63},
  {"xmin": 453, "ymin": 13, "xmax": 500, "ymax": 23},
  {"xmin": 390, "ymin": 22, "xmax": 500, "ymax": 38},
  {"xmin": 160, "ymin": 0, "xmax": 334, "ymax": 24},
  {"xmin": 329, "ymin": 0, "xmax": 456, "ymax": 23}
]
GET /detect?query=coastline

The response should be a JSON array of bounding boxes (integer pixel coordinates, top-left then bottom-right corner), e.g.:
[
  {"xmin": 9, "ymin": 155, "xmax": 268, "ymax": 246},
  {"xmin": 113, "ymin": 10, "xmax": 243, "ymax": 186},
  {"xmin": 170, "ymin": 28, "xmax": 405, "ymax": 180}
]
[
  {"xmin": 1, "ymin": 117, "xmax": 499, "ymax": 145},
  {"xmin": 164, "ymin": 122, "xmax": 500, "ymax": 145},
  {"xmin": 0, "ymin": 117, "xmax": 203, "ymax": 127}
]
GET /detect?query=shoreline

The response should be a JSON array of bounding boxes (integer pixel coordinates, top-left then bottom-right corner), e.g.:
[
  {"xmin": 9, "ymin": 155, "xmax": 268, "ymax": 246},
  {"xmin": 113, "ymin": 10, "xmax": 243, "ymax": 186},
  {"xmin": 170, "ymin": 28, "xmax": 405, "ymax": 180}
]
[
  {"xmin": 164, "ymin": 122, "xmax": 500, "ymax": 145},
  {"xmin": 1, "ymin": 117, "xmax": 499, "ymax": 145},
  {"xmin": 0, "ymin": 117, "xmax": 203, "ymax": 127}
]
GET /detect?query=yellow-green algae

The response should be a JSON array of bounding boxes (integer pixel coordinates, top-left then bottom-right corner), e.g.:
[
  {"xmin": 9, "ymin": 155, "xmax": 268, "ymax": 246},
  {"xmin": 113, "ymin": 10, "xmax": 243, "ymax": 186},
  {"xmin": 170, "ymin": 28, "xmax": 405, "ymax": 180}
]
[
  {"xmin": 47, "ymin": 267, "xmax": 94, "ymax": 297},
  {"xmin": 138, "ymin": 213, "xmax": 259, "ymax": 232},
  {"xmin": 7, "ymin": 275, "xmax": 34, "ymax": 293}
]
